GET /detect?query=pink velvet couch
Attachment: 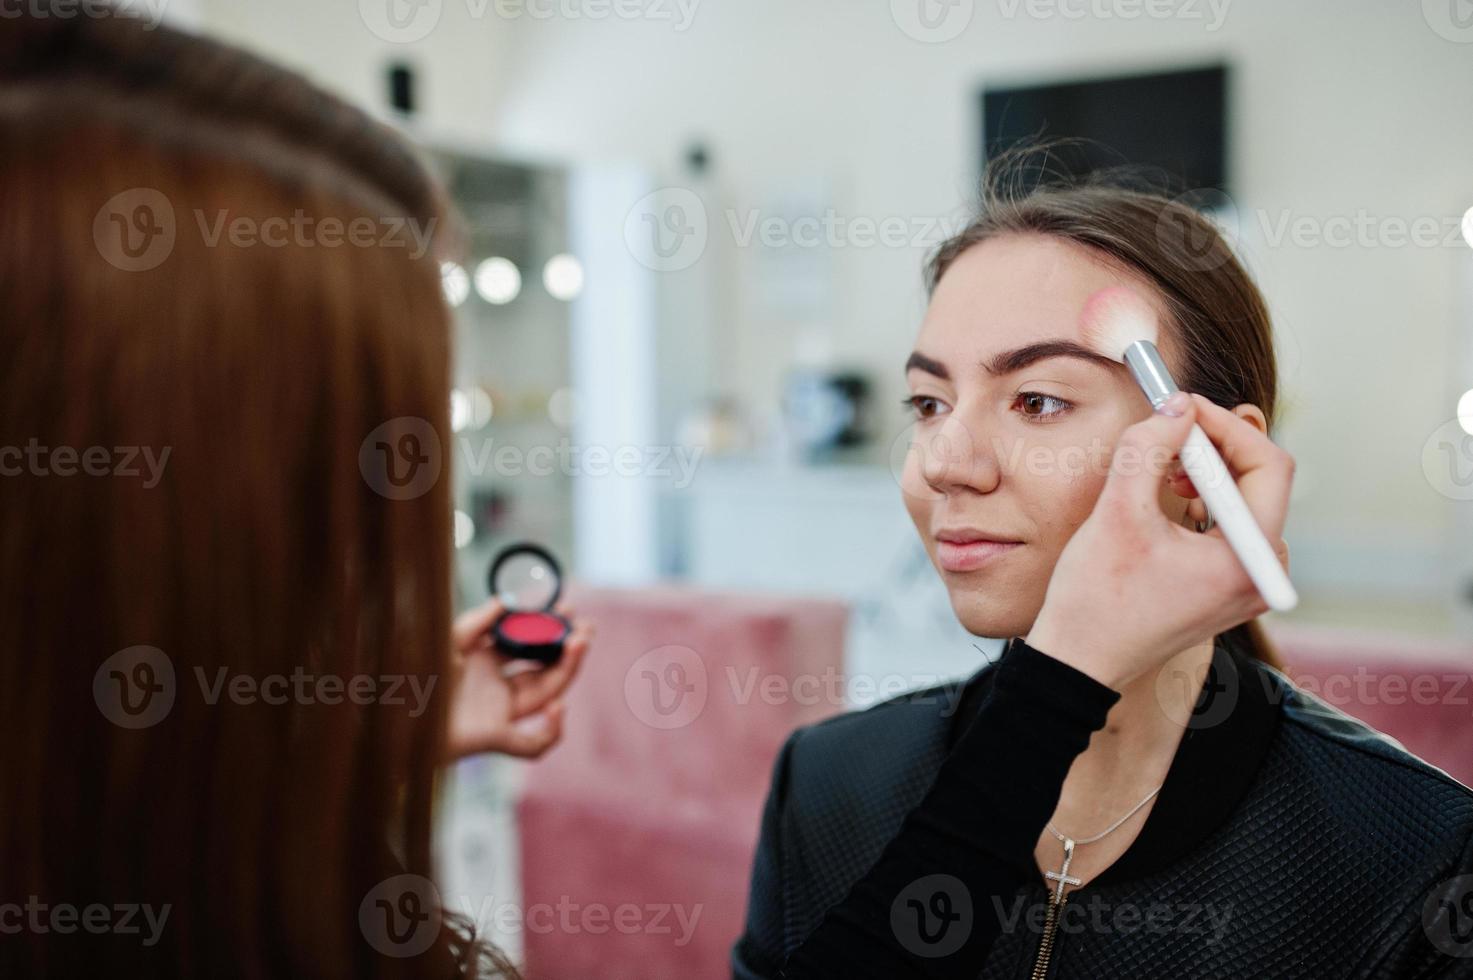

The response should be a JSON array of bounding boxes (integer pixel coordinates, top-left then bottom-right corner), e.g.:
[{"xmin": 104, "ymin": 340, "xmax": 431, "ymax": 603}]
[
  {"xmin": 516, "ymin": 585, "xmax": 848, "ymax": 980},
  {"xmin": 516, "ymin": 592, "xmax": 1473, "ymax": 979}
]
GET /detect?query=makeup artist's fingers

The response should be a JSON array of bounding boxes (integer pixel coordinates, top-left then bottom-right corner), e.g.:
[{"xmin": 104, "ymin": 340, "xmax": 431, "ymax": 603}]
[
  {"xmin": 1193, "ymin": 512, "xmax": 1290, "ymax": 572},
  {"xmin": 453, "ymin": 599, "xmax": 505, "ymax": 653},
  {"xmin": 1188, "ymin": 394, "xmax": 1295, "ymax": 542},
  {"xmin": 1101, "ymin": 392, "xmax": 1198, "ymax": 518},
  {"xmin": 506, "ymin": 618, "xmax": 591, "ymax": 719},
  {"xmin": 1203, "ymin": 525, "xmax": 1291, "ymax": 573},
  {"xmin": 491, "ymin": 700, "xmax": 566, "ymax": 759}
]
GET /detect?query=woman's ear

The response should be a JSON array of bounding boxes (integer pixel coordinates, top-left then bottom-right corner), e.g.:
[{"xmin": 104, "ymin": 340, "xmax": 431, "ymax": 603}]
[
  {"xmin": 1230, "ymin": 403, "xmax": 1269, "ymax": 435},
  {"xmin": 1167, "ymin": 402, "xmax": 1269, "ymax": 516}
]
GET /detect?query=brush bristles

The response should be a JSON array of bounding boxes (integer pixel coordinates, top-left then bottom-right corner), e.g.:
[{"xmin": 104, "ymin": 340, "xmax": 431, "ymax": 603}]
[{"xmin": 1079, "ymin": 285, "xmax": 1160, "ymax": 362}]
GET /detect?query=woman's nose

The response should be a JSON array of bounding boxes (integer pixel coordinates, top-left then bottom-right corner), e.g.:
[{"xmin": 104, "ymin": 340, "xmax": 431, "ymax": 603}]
[{"xmin": 917, "ymin": 412, "xmax": 1002, "ymax": 496}]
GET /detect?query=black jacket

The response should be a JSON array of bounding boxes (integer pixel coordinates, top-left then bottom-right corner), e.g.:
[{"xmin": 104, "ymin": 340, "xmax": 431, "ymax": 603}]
[{"xmin": 733, "ymin": 636, "xmax": 1473, "ymax": 978}]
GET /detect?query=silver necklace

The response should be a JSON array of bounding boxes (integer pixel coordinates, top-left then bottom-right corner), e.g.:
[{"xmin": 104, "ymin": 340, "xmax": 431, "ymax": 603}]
[{"xmin": 1042, "ymin": 782, "xmax": 1164, "ymax": 901}]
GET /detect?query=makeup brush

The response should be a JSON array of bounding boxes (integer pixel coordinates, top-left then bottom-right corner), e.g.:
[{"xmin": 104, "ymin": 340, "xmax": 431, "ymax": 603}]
[{"xmin": 1080, "ymin": 285, "xmax": 1298, "ymax": 612}]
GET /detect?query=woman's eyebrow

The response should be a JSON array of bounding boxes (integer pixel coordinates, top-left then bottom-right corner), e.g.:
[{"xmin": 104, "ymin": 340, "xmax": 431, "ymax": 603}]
[{"xmin": 905, "ymin": 340, "xmax": 1118, "ymax": 380}]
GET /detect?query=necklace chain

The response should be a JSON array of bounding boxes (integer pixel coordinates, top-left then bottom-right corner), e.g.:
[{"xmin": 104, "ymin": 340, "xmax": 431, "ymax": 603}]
[{"xmin": 1046, "ymin": 782, "xmax": 1164, "ymax": 846}]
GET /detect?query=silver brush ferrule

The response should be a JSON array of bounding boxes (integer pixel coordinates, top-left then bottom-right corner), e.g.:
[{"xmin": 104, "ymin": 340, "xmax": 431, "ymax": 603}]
[{"xmin": 1122, "ymin": 340, "xmax": 1179, "ymax": 409}]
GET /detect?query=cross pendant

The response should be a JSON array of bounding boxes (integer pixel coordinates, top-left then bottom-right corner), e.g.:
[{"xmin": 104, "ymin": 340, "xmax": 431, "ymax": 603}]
[{"xmin": 1044, "ymin": 836, "xmax": 1081, "ymax": 902}]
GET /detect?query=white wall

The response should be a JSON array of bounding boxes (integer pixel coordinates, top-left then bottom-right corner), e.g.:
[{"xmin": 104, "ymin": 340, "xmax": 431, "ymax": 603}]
[
  {"xmin": 196, "ymin": 0, "xmax": 1473, "ymax": 610},
  {"xmin": 198, "ymin": 0, "xmax": 519, "ymax": 141},
  {"xmin": 481, "ymin": 0, "xmax": 1473, "ymax": 606}
]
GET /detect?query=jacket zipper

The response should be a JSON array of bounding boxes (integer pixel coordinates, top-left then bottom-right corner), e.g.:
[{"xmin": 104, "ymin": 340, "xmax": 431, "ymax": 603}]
[{"xmin": 1029, "ymin": 891, "xmax": 1065, "ymax": 980}]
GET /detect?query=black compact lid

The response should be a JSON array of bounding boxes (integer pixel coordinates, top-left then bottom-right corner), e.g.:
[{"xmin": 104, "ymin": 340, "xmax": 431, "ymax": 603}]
[{"xmin": 488, "ymin": 542, "xmax": 562, "ymax": 612}]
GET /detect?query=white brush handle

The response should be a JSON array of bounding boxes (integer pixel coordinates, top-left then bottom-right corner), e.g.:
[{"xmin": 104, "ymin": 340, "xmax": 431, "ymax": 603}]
[{"xmin": 1179, "ymin": 425, "xmax": 1299, "ymax": 612}]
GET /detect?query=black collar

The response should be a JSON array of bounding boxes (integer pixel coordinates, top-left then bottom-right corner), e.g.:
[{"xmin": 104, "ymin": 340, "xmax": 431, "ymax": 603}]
[{"xmin": 945, "ymin": 632, "xmax": 1283, "ymax": 886}]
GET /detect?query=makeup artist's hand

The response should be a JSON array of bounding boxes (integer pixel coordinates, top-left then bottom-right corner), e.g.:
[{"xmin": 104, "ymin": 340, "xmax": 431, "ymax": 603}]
[
  {"xmin": 1026, "ymin": 392, "xmax": 1294, "ymax": 690},
  {"xmin": 446, "ymin": 598, "xmax": 593, "ymax": 759}
]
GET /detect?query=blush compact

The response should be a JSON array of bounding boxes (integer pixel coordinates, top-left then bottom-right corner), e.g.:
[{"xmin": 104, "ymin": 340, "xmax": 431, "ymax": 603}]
[{"xmin": 488, "ymin": 542, "xmax": 570, "ymax": 666}]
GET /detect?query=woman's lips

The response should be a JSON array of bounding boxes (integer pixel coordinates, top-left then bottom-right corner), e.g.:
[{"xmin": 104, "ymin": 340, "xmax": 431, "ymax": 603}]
[{"xmin": 936, "ymin": 539, "xmax": 1022, "ymax": 572}]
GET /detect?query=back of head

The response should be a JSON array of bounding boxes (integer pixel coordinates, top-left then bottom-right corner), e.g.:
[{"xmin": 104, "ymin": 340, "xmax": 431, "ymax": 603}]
[{"xmin": 0, "ymin": 6, "xmax": 495, "ymax": 977}]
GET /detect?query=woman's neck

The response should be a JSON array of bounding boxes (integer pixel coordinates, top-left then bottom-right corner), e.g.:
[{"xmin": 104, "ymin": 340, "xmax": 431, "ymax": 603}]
[{"xmin": 1035, "ymin": 637, "xmax": 1215, "ymax": 885}]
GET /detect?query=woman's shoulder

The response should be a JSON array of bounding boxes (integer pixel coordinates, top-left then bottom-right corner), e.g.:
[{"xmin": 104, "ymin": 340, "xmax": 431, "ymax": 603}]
[
  {"xmin": 774, "ymin": 669, "xmax": 981, "ymax": 821},
  {"xmin": 761, "ymin": 670, "xmax": 990, "ymax": 936},
  {"xmin": 1225, "ymin": 661, "xmax": 1473, "ymax": 973},
  {"xmin": 779, "ymin": 665, "xmax": 989, "ymax": 809},
  {"xmin": 1246, "ymin": 659, "xmax": 1473, "ymax": 867},
  {"xmin": 1256, "ymin": 660, "xmax": 1473, "ymax": 803}
]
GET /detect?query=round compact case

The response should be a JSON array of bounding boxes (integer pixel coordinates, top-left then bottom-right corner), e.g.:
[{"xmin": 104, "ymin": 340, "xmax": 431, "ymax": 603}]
[{"xmin": 488, "ymin": 542, "xmax": 571, "ymax": 666}]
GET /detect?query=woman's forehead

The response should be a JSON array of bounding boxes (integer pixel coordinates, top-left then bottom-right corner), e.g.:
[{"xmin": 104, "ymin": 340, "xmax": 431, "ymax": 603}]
[{"xmin": 918, "ymin": 234, "xmax": 1180, "ymax": 376}]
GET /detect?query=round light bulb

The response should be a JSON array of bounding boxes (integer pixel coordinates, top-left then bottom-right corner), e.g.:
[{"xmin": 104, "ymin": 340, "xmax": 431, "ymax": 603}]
[
  {"xmin": 453, "ymin": 510, "xmax": 475, "ymax": 550},
  {"xmin": 450, "ymin": 388, "xmax": 470, "ymax": 433},
  {"xmin": 468, "ymin": 386, "xmax": 494, "ymax": 429},
  {"xmin": 543, "ymin": 253, "xmax": 585, "ymax": 301},
  {"xmin": 441, "ymin": 262, "xmax": 470, "ymax": 307},
  {"xmin": 474, "ymin": 257, "xmax": 521, "ymax": 305}
]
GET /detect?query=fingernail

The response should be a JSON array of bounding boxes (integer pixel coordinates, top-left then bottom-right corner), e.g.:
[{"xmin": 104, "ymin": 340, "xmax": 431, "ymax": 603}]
[{"xmin": 1157, "ymin": 392, "xmax": 1189, "ymax": 417}]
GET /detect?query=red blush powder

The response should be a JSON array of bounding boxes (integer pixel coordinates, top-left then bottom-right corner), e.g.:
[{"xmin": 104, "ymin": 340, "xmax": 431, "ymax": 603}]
[{"xmin": 500, "ymin": 612, "xmax": 565, "ymax": 644}]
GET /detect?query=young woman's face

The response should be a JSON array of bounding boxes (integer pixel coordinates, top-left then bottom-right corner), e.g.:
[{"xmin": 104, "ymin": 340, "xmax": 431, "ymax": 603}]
[{"xmin": 901, "ymin": 233, "xmax": 1193, "ymax": 639}]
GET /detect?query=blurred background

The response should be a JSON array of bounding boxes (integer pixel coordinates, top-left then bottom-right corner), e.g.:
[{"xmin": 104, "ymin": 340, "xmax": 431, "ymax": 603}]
[{"xmin": 147, "ymin": 0, "xmax": 1473, "ymax": 975}]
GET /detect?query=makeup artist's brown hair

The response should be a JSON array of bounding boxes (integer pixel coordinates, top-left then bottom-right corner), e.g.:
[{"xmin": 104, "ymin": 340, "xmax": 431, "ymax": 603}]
[
  {"xmin": 928, "ymin": 147, "xmax": 1284, "ymax": 670},
  {"xmin": 0, "ymin": 7, "xmax": 512, "ymax": 979}
]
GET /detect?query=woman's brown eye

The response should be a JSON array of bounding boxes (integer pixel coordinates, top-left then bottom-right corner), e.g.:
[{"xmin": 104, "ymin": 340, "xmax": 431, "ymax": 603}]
[
  {"xmin": 1016, "ymin": 392, "xmax": 1072, "ymax": 419},
  {"xmin": 901, "ymin": 395, "xmax": 943, "ymax": 419}
]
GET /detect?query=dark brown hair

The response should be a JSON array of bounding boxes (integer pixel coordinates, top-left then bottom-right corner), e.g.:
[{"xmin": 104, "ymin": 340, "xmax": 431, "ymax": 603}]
[
  {"xmin": 927, "ymin": 148, "xmax": 1284, "ymax": 670},
  {"xmin": 0, "ymin": 7, "xmax": 509, "ymax": 978}
]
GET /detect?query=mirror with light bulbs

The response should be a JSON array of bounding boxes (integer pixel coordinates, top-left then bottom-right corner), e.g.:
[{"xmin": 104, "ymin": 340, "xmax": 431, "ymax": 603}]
[{"xmin": 423, "ymin": 148, "xmax": 579, "ymax": 609}]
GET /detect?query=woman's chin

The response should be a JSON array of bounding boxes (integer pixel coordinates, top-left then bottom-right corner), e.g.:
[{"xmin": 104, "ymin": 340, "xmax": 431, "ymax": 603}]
[{"xmin": 947, "ymin": 592, "xmax": 1043, "ymax": 642}]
